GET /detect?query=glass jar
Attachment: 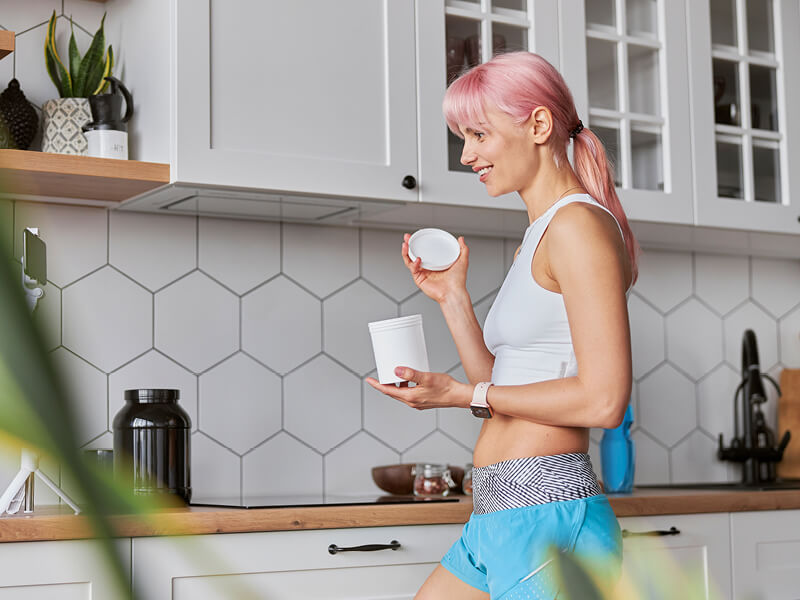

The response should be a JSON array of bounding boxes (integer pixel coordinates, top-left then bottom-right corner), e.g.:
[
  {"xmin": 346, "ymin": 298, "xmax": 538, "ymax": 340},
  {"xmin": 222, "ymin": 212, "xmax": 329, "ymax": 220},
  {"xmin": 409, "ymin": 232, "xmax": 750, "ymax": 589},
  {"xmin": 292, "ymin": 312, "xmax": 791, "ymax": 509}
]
[
  {"xmin": 462, "ymin": 463, "xmax": 474, "ymax": 496},
  {"xmin": 413, "ymin": 463, "xmax": 455, "ymax": 498}
]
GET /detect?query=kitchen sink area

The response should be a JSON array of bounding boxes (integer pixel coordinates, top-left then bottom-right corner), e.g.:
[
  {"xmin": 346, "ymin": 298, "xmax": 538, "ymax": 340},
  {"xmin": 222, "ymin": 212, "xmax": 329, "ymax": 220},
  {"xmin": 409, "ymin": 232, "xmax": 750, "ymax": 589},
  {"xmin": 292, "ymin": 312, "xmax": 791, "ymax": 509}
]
[{"xmin": 638, "ymin": 479, "xmax": 800, "ymax": 492}]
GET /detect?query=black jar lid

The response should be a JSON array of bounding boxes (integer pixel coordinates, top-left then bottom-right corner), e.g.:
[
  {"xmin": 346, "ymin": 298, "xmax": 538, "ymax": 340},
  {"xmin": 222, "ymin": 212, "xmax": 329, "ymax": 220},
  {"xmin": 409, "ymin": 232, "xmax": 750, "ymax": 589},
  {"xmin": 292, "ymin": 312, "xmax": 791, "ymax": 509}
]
[{"xmin": 124, "ymin": 389, "xmax": 180, "ymax": 403}]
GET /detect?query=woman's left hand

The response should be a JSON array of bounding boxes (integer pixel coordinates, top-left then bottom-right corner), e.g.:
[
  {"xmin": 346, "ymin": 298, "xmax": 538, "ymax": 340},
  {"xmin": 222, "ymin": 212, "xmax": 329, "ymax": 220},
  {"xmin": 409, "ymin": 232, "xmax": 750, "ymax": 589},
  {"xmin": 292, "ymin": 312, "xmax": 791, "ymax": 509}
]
[{"xmin": 365, "ymin": 367, "xmax": 471, "ymax": 410}]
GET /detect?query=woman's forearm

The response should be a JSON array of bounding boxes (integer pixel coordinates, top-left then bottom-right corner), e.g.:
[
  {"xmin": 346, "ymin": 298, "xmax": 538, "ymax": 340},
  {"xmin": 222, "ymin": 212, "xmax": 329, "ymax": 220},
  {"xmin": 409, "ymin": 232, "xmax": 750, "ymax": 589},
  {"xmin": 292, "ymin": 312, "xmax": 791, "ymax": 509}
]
[{"xmin": 439, "ymin": 292, "xmax": 495, "ymax": 384}]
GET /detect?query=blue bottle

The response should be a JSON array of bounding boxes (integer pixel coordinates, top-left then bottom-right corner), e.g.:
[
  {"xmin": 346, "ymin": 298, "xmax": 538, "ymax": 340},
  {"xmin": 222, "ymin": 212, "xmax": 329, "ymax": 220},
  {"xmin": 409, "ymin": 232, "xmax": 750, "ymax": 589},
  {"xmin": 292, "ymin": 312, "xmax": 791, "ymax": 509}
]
[{"xmin": 600, "ymin": 403, "xmax": 635, "ymax": 493}]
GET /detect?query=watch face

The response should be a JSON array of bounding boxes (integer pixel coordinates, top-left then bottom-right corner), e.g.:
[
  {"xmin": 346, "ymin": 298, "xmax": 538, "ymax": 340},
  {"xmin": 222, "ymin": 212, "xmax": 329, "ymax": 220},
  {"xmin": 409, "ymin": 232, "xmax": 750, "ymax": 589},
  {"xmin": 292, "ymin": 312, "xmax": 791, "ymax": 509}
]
[{"xmin": 470, "ymin": 405, "xmax": 492, "ymax": 419}]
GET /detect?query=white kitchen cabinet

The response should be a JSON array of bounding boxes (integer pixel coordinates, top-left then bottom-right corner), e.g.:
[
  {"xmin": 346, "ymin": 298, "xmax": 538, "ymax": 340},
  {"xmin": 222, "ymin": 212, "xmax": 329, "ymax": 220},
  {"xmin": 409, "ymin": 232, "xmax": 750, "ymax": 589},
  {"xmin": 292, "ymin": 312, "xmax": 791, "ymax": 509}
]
[
  {"xmin": 131, "ymin": 524, "xmax": 462, "ymax": 599},
  {"xmin": 687, "ymin": 0, "xmax": 800, "ymax": 234},
  {"xmin": 415, "ymin": 0, "xmax": 559, "ymax": 212},
  {"xmin": 616, "ymin": 513, "xmax": 732, "ymax": 599},
  {"xmin": 0, "ymin": 538, "xmax": 131, "ymax": 598},
  {"xmin": 112, "ymin": 0, "xmax": 419, "ymax": 212},
  {"xmin": 730, "ymin": 509, "xmax": 800, "ymax": 599},
  {"xmin": 559, "ymin": 0, "xmax": 695, "ymax": 226}
]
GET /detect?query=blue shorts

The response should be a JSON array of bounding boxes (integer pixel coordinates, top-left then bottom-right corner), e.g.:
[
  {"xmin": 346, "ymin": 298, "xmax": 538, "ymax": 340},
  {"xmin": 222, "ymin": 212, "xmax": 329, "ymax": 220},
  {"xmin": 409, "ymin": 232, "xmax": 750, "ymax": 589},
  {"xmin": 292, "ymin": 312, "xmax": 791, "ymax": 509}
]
[{"xmin": 441, "ymin": 455, "xmax": 622, "ymax": 599}]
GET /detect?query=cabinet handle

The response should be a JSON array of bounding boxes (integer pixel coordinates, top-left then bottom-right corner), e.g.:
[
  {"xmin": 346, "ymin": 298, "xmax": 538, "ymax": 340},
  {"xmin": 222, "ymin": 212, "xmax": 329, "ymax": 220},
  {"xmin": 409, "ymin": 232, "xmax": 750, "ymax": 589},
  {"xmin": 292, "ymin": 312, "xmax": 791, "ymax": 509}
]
[
  {"xmin": 328, "ymin": 540, "xmax": 401, "ymax": 555},
  {"xmin": 402, "ymin": 175, "xmax": 417, "ymax": 189},
  {"xmin": 621, "ymin": 526, "xmax": 680, "ymax": 538}
]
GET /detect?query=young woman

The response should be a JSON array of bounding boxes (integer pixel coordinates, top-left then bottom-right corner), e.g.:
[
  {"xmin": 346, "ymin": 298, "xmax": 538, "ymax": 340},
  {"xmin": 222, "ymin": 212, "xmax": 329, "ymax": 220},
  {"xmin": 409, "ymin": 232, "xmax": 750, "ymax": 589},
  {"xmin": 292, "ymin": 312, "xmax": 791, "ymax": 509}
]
[{"xmin": 366, "ymin": 51, "xmax": 638, "ymax": 599}]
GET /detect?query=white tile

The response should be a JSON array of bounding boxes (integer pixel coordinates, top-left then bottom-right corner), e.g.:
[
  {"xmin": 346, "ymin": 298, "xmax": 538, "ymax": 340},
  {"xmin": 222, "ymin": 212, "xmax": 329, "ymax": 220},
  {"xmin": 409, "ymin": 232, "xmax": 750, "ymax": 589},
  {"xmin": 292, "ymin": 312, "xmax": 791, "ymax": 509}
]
[
  {"xmin": 15, "ymin": 202, "xmax": 106, "ymax": 287},
  {"xmin": 401, "ymin": 431, "xmax": 472, "ymax": 467},
  {"xmin": 363, "ymin": 377, "xmax": 435, "ymax": 452},
  {"xmin": 190, "ymin": 433, "xmax": 241, "ymax": 501},
  {"xmin": 437, "ymin": 366, "xmax": 482, "ymax": 449},
  {"xmin": 779, "ymin": 307, "xmax": 800, "ymax": 368},
  {"xmin": 32, "ymin": 281, "xmax": 60, "ymax": 351},
  {"xmin": 10, "ymin": 19, "xmax": 58, "ymax": 109},
  {"xmin": 62, "ymin": 266, "xmax": 152, "ymax": 372},
  {"xmin": 400, "ymin": 293, "xmax": 459, "ymax": 373},
  {"xmin": 0, "ymin": 54, "xmax": 11, "ymax": 106},
  {"xmin": 630, "ymin": 429, "xmax": 670, "ymax": 485},
  {"xmin": 198, "ymin": 217, "xmax": 280, "ymax": 294},
  {"xmin": 108, "ymin": 350, "xmax": 197, "ymax": 432},
  {"xmin": 360, "ymin": 228, "xmax": 418, "ymax": 301},
  {"xmin": 0, "ymin": 2, "xmax": 57, "ymax": 37},
  {"xmin": 199, "ymin": 354, "xmax": 281, "ymax": 455},
  {"xmin": 282, "ymin": 223, "xmax": 358, "ymax": 297},
  {"xmin": 51, "ymin": 348, "xmax": 108, "ymax": 446},
  {"xmin": 0, "ymin": 200, "xmax": 12, "ymax": 258},
  {"xmin": 155, "ymin": 272, "xmax": 239, "ymax": 373},
  {"xmin": 752, "ymin": 257, "xmax": 800, "ymax": 318},
  {"xmin": 723, "ymin": 302, "xmax": 778, "ymax": 370},
  {"xmin": 697, "ymin": 364, "xmax": 740, "ymax": 443},
  {"xmin": 324, "ymin": 280, "xmax": 396, "ymax": 375},
  {"xmin": 671, "ymin": 430, "xmax": 729, "ymax": 483},
  {"xmin": 632, "ymin": 250, "xmax": 692, "ymax": 313},
  {"xmin": 284, "ymin": 356, "xmax": 360, "ymax": 453},
  {"xmin": 241, "ymin": 275, "xmax": 320, "ymax": 374},
  {"xmin": 324, "ymin": 432, "xmax": 399, "ymax": 496},
  {"xmin": 666, "ymin": 298, "xmax": 723, "ymax": 380},
  {"xmin": 638, "ymin": 364, "xmax": 696, "ymax": 447},
  {"xmin": 629, "ymin": 294, "xmax": 665, "ymax": 378},
  {"xmin": 243, "ymin": 433, "xmax": 322, "ymax": 497},
  {"xmin": 463, "ymin": 235, "xmax": 504, "ymax": 302},
  {"xmin": 61, "ymin": 0, "xmax": 108, "ymax": 32},
  {"xmin": 109, "ymin": 211, "xmax": 196, "ymax": 291},
  {"xmin": 695, "ymin": 254, "xmax": 749, "ymax": 315}
]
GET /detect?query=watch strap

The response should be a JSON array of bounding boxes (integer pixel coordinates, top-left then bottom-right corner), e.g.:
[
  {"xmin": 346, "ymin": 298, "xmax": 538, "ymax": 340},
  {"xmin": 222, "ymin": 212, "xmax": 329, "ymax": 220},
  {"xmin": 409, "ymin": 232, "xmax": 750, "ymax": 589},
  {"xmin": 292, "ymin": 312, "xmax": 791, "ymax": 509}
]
[{"xmin": 471, "ymin": 382, "xmax": 494, "ymax": 418}]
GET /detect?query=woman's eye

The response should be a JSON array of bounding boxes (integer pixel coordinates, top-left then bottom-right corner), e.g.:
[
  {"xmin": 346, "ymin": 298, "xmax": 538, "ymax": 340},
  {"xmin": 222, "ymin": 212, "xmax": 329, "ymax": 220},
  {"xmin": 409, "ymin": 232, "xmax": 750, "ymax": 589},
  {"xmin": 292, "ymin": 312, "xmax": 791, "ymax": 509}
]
[{"xmin": 474, "ymin": 132, "xmax": 485, "ymax": 140}]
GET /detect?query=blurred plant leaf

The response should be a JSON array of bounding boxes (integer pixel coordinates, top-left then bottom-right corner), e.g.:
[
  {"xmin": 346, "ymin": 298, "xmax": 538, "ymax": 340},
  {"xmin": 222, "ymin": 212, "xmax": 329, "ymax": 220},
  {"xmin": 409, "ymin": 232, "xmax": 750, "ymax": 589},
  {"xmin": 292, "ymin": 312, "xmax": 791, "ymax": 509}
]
[
  {"xmin": 68, "ymin": 19, "xmax": 81, "ymax": 87},
  {"xmin": 74, "ymin": 13, "xmax": 106, "ymax": 97},
  {"xmin": 45, "ymin": 11, "xmax": 73, "ymax": 98},
  {"xmin": 551, "ymin": 549, "xmax": 605, "ymax": 600}
]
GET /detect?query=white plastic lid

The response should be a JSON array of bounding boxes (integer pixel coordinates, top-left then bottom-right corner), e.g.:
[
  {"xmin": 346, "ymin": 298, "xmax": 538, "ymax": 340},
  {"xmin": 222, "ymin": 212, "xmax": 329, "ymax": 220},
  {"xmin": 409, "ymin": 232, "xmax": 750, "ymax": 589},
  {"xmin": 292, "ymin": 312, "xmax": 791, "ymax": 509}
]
[
  {"xmin": 368, "ymin": 314, "xmax": 422, "ymax": 333},
  {"xmin": 407, "ymin": 228, "xmax": 460, "ymax": 271}
]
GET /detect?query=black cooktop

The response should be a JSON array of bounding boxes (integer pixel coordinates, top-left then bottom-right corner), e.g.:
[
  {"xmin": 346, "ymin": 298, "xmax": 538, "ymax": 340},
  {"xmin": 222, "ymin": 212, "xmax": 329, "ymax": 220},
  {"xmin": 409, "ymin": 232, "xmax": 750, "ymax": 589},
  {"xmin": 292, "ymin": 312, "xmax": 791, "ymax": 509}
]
[{"xmin": 189, "ymin": 494, "xmax": 459, "ymax": 509}]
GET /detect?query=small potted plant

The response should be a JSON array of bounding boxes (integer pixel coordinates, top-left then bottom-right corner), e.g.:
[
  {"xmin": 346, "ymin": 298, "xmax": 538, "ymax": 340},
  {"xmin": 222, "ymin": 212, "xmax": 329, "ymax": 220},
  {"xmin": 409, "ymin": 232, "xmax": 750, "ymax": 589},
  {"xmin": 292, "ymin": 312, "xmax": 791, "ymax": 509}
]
[{"xmin": 41, "ymin": 11, "xmax": 113, "ymax": 155}]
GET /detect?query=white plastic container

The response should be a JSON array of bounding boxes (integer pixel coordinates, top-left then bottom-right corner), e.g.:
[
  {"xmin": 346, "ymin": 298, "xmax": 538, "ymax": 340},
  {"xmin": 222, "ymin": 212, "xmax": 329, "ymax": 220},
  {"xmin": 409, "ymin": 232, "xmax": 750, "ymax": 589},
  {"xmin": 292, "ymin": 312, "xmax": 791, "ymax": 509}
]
[
  {"xmin": 368, "ymin": 314, "xmax": 430, "ymax": 384},
  {"xmin": 407, "ymin": 228, "xmax": 460, "ymax": 271}
]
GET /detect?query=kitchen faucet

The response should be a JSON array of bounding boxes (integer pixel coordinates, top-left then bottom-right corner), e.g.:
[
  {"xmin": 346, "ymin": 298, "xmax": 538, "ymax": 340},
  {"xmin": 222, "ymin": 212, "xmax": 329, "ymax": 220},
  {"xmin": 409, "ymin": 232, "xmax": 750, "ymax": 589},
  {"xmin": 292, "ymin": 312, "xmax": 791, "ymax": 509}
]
[{"xmin": 718, "ymin": 329, "xmax": 791, "ymax": 484}]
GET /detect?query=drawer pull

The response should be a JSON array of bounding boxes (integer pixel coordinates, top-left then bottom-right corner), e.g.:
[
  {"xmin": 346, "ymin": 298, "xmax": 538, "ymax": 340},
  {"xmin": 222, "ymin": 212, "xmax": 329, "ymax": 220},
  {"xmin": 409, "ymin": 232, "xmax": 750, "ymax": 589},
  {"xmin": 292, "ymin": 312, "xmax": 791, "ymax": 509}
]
[
  {"xmin": 328, "ymin": 540, "xmax": 401, "ymax": 555},
  {"xmin": 622, "ymin": 526, "xmax": 681, "ymax": 538}
]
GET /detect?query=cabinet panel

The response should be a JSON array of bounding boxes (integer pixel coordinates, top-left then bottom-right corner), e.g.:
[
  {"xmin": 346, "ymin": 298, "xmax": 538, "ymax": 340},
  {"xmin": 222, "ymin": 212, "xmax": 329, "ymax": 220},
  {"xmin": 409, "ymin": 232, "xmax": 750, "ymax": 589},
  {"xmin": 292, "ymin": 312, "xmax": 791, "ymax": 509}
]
[
  {"xmin": 731, "ymin": 509, "xmax": 800, "ymax": 600},
  {"xmin": 174, "ymin": 0, "xmax": 418, "ymax": 203},
  {"xmin": 0, "ymin": 539, "xmax": 131, "ymax": 599},
  {"xmin": 617, "ymin": 513, "xmax": 731, "ymax": 599}
]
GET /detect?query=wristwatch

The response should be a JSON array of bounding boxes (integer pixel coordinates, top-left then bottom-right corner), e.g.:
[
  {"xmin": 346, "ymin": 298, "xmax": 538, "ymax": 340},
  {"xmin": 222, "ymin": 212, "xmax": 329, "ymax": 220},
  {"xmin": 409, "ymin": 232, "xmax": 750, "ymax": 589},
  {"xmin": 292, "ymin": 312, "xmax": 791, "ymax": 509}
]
[{"xmin": 470, "ymin": 382, "xmax": 494, "ymax": 419}]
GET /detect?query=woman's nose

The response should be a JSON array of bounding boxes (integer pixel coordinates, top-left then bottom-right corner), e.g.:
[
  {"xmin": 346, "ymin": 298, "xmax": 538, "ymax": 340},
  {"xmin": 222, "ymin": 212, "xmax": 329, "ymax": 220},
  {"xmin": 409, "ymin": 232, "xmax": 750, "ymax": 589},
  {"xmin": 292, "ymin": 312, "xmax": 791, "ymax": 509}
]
[{"xmin": 460, "ymin": 144, "xmax": 476, "ymax": 166}]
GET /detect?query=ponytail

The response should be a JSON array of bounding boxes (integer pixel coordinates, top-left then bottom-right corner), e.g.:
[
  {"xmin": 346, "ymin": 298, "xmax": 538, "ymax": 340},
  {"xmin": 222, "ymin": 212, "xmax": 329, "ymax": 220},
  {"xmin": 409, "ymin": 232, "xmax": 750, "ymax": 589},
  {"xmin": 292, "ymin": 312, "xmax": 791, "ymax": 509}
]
[{"xmin": 572, "ymin": 129, "xmax": 640, "ymax": 284}]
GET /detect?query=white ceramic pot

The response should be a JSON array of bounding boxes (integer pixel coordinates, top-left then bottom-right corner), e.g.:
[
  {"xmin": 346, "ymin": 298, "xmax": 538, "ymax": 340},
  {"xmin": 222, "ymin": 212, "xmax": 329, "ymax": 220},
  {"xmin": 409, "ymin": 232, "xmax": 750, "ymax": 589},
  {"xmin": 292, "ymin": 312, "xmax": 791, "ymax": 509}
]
[{"xmin": 41, "ymin": 97, "xmax": 91, "ymax": 155}]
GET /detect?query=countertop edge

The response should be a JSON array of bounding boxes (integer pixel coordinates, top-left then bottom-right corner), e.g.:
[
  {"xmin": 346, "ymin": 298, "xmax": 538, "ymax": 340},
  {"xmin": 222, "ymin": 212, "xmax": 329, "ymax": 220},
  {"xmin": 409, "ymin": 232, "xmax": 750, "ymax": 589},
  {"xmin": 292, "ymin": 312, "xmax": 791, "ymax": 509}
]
[{"xmin": 2, "ymin": 490, "xmax": 800, "ymax": 543}]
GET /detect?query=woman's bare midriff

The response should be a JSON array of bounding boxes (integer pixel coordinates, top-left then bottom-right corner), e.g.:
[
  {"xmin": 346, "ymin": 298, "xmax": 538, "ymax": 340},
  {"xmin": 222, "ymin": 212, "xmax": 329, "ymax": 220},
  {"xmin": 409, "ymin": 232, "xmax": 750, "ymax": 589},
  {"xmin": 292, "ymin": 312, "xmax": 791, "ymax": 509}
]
[{"xmin": 472, "ymin": 412, "xmax": 589, "ymax": 468}]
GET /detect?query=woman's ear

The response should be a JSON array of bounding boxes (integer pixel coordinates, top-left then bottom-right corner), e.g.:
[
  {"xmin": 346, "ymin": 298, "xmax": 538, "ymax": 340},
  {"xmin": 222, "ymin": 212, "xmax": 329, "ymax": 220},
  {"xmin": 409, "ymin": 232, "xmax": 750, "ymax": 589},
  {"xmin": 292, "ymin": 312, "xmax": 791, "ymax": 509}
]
[{"xmin": 528, "ymin": 106, "xmax": 554, "ymax": 144}]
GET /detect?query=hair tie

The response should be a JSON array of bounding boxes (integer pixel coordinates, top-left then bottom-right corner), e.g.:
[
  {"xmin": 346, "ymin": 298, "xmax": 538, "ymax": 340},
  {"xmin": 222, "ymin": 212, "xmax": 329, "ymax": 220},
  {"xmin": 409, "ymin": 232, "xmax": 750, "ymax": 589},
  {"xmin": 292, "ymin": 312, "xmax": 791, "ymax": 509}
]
[{"xmin": 569, "ymin": 120, "xmax": 584, "ymax": 139}]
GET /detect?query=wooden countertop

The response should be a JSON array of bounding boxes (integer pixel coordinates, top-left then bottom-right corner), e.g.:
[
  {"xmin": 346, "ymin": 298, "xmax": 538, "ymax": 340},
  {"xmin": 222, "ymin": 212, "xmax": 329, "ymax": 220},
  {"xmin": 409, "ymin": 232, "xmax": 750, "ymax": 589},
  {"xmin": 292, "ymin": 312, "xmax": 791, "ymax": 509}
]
[{"xmin": 2, "ymin": 488, "xmax": 799, "ymax": 543}]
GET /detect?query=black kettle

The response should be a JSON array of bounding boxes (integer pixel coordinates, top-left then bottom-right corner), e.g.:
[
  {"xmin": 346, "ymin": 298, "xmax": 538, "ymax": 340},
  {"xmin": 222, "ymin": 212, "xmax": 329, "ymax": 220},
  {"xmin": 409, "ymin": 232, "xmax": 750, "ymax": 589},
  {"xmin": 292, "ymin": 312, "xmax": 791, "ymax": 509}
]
[{"xmin": 83, "ymin": 75, "xmax": 133, "ymax": 133}]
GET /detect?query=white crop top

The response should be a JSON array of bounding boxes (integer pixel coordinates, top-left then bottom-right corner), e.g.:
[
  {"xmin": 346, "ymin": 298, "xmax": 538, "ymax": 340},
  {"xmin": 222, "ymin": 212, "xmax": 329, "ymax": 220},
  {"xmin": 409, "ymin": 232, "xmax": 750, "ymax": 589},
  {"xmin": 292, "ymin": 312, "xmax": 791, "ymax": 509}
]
[{"xmin": 482, "ymin": 194, "xmax": 626, "ymax": 386}]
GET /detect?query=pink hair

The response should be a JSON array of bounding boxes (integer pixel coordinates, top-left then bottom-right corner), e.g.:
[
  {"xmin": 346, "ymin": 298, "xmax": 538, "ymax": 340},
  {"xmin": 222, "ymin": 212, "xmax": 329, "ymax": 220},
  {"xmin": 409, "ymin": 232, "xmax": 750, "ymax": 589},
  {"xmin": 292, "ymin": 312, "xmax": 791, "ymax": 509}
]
[{"xmin": 443, "ymin": 51, "xmax": 639, "ymax": 283}]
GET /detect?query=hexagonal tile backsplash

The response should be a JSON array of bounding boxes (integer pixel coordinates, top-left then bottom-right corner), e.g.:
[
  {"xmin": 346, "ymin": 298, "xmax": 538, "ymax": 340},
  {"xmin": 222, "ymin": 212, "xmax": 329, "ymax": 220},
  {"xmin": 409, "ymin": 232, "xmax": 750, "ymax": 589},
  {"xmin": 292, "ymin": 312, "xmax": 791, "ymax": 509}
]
[{"xmin": 6, "ymin": 199, "xmax": 800, "ymax": 503}]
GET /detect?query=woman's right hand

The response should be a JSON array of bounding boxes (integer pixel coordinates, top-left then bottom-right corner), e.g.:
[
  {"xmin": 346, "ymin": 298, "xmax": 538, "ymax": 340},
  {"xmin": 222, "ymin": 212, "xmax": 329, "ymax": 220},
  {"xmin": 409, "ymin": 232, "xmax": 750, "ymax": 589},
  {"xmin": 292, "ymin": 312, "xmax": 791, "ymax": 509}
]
[{"xmin": 402, "ymin": 233, "xmax": 469, "ymax": 304}]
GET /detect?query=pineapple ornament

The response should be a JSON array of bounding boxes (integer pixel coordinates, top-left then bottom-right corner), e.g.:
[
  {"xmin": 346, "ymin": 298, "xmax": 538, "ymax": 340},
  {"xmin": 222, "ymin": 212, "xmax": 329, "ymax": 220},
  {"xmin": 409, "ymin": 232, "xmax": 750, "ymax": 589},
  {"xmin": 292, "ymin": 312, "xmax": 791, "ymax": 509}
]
[{"xmin": 0, "ymin": 79, "xmax": 39, "ymax": 150}]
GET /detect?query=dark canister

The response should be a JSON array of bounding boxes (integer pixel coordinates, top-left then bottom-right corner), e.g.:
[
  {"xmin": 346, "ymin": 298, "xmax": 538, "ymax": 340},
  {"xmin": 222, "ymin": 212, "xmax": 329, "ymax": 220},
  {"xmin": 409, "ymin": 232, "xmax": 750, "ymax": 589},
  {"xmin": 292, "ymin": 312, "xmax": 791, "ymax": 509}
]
[{"xmin": 113, "ymin": 389, "xmax": 191, "ymax": 503}]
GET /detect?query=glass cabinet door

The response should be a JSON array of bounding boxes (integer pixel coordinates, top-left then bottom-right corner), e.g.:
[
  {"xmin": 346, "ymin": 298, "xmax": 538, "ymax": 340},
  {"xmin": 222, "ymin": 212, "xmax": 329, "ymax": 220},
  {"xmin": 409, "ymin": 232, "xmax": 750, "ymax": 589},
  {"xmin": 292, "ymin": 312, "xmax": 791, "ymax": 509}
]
[
  {"xmin": 689, "ymin": 0, "xmax": 800, "ymax": 233},
  {"xmin": 561, "ymin": 0, "xmax": 694, "ymax": 225},
  {"xmin": 417, "ymin": 0, "xmax": 559, "ymax": 211}
]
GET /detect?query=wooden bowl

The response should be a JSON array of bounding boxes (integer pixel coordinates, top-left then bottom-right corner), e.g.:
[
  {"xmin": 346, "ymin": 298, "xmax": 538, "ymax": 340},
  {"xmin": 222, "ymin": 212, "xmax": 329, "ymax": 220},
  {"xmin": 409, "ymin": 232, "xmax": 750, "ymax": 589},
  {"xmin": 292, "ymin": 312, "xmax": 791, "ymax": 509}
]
[{"xmin": 372, "ymin": 463, "xmax": 465, "ymax": 495}]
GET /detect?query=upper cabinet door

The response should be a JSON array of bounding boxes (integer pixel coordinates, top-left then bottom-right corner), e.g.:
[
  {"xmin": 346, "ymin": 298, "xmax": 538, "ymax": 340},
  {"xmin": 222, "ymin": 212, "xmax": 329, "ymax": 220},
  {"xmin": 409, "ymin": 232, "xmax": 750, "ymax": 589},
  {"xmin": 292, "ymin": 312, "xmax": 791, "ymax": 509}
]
[
  {"xmin": 688, "ymin": 0, "xmax": 800, "ymax": 234},
  {"xmin": 416, "ymin": 0, "xmax": 559, "ymax": 210},
  {"xmin": 174, "ymin": 0, "xmax": 418, "ymax": 203},
  {"xmin": 561, "ymin": 0, "xmax": 694, "ymax": 225}
]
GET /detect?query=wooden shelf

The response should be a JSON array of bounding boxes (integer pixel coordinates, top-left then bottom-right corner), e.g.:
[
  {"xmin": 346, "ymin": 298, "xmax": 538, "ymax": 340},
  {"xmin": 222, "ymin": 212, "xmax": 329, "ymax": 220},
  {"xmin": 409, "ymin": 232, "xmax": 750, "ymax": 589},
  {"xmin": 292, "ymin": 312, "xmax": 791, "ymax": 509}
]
[
  {"xmin": 0, "ymin": 149, "xmax": 170, "ymax": 205},
  {"xmin": 0, "ymin": 30, "xmax": 14, "ymax": 60}
]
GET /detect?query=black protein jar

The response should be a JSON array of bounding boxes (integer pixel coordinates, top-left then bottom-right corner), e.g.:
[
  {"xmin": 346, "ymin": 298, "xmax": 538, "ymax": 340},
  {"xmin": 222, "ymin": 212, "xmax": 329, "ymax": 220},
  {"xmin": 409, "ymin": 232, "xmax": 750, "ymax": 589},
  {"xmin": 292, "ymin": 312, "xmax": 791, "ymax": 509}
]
[{"xmin": 113, "ymin": 389, "xmax": 191, "ymax": 503}]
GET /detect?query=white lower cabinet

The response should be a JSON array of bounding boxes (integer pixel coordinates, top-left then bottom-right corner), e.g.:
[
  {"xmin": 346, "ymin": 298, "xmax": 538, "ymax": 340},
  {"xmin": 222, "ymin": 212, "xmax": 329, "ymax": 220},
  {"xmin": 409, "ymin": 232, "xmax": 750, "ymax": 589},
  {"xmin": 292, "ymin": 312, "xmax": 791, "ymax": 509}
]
[
  {"xmin": 131, "ymin": 524, "xmax": 463, "ymax": 600},
  {"xmin": 0, "ymin": 538, "xmax": 131, "ymax": 598},
  {"xmin": 730, "ymin": 509, "xmax": 800, "ymax": 600},
  {"xmin": 617, "ymin": 513, "xmax": 732, "ymax": 599}
]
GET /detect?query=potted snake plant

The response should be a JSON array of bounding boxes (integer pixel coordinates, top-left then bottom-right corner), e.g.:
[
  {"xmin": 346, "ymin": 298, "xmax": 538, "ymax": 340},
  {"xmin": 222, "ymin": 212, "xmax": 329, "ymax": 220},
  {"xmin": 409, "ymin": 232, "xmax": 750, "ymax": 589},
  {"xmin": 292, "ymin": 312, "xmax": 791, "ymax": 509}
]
[{"xmin": 42, "ymin": 11, "xmax": 113, "ymax": 155}]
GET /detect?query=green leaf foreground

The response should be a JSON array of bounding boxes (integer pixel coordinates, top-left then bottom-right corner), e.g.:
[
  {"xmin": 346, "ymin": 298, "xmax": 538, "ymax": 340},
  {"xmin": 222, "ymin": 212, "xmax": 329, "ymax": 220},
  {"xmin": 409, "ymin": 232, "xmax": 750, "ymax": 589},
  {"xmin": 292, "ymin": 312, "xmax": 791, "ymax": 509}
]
[{"xmin": 44, "ymin": 11, "xmax": 112, "ymax": 98}]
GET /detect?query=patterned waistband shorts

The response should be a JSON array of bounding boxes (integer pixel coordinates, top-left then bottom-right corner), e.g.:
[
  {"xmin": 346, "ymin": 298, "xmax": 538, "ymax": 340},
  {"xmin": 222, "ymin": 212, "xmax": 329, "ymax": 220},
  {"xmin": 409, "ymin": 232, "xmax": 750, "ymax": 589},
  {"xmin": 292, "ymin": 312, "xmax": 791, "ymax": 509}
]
[{"xmin": 440, "ymin": 453, "xmax": 622, "ymax": 599}]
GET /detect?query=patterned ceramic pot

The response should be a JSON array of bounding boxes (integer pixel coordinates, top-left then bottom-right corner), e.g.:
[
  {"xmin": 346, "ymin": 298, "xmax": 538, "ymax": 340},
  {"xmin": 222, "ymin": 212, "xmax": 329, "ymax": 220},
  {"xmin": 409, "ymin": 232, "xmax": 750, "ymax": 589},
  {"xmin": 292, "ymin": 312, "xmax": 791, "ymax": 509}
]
[{"xmin": 41, "ymin": 97, "xmax": 91, "ymax": 155}]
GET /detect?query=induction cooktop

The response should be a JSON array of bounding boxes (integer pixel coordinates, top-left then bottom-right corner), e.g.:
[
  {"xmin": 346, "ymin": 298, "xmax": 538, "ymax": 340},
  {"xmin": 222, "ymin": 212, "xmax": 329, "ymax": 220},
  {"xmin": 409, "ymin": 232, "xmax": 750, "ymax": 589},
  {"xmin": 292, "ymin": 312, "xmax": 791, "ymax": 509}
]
[{"xmin": 189, "ymin": 494, "xmax": 459, "ymax": 509}]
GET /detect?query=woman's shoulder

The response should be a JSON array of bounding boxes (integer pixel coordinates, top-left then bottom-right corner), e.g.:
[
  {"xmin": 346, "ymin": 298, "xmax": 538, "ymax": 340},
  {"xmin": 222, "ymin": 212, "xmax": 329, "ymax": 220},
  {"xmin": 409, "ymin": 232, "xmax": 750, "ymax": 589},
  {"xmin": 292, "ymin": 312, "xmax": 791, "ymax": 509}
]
[{"xmin": 547, "ymin": 197, "xmax": 621, "ymax": 242}]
